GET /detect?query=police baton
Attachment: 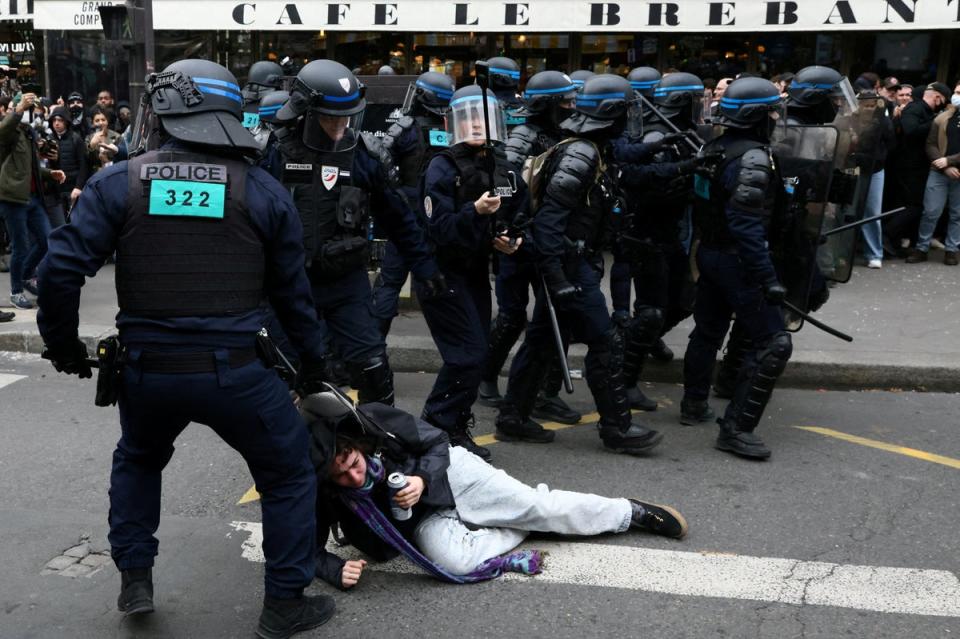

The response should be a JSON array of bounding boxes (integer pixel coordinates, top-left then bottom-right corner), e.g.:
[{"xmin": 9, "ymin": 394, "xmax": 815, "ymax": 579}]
[
  {"xmin": 539, "ymin": 272, "xmax": 575, "ymax": 394},
  {"xmin": 820, "ymin": 206, "xmax": 905, "ymax": 238},
  {"xmin": 782, "ymin": 300, "xmax": 853, "ymax": 343},
  {"xmin": 473, "ymin": 61, "xmax": 498, "ymax": 196},
  {"xmin": 637, "ymin": 94, "xmax": 704, "ymax": 153}
]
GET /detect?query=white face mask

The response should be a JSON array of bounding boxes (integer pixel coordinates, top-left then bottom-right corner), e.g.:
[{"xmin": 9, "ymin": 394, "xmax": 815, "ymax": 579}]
[{"xmin": 951, "ymin": 94, "xmax": 960, "ymax": 109}]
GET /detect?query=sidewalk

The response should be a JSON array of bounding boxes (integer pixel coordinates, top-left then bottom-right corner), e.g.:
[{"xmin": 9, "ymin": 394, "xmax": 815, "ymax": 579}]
[{"xmin": 2, "ymin": 256, "xmax": 958, "ymax": 391}]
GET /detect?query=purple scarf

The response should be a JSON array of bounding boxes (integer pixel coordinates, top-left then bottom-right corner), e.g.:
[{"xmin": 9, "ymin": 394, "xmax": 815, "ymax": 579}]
[{"xmin": 338, "ymin": 455, "xmax": 543, "ymax": 584}]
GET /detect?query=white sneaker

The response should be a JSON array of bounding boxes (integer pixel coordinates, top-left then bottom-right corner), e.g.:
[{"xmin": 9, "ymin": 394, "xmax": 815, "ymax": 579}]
[
  {"xmin": 931, "ymin": 238, "xmax": 946, "ymax": 250},
  {"xmin": 867, "ymin": 259, "xmax": 882, "ymax": 269}
]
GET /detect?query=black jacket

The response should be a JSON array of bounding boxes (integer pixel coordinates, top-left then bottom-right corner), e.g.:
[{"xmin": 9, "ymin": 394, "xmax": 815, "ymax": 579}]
[
  {"xmin": 303, "ymin": 398, "xmax": 453, "ymax": 589},
  {"xmin": 894, "ymin": 100, "xmax": 937, "ymax": 171},
  {"xmin": 50, "ymin": 128, "xmax": 89, "ymax": 193}
]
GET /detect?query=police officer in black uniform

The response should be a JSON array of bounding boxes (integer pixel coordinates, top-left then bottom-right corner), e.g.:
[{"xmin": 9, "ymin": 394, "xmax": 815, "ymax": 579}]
[
  {"xmin": 479, "ymin": 70, "xmax": 581, "ymax": 425},
  {"xmin": 617, "ymin": 72, "xmax": 707, "ymax": 414},
  {"xmin": 418, "ymin": 84, "xmax": 529, "ymax": 459},
  {"xmin": 256, "ymin": 89, "xmax": 291, "ymax": 175},
  {"xmin": 272, "ymin": 60, "xmax": 443, "ymax": 406},
  {"xmin": 484, "ymin": 56, "xmax": 525, "ymax": 128},
  {"xmin": 496, "ymin": 74, "xmax": 663, "ymax": 454},
  {"xmin": 243, "ymin": 60, "xmax": 285, "ymax": 108},
  {"xmin": 684, "ymin": 76, "xmax": 792, "ymax": 460},
  {"xmin": 371, "ymin": 71, "xmax": 455, "ymax": 337},
  {"xmin": 36, "ymin": 60, "xmax": 334, "ymax": 638},
  {"xmin": 569, "ymin": 69, "xmax": 596, "ymax": 90},
  {"xmin": 711, "ymin": 65, "xmax": 844, "ymax": 400}
]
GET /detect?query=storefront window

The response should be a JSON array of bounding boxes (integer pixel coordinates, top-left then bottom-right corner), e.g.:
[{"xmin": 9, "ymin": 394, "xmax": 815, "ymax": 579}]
[
  {"xmin": 412, "ymin": 32, "xmax": 487, "ymax": 85},
  {"xmin": 334, "ymin": 32, "xmax": 407, "ymax": 75},
  {"xmin": 47, "ymin": 31, "xmax": 129, "ymax": 102},
  {"xmin": 505, "ymin": 34, "xmax": 570, "ymax": 81},
  {"xmin": 873, "ymin": 32, "xmax": 938, "ymax": 85},
  {"xmin": 0, "ymin": 20, "xmax": 42, "ymax": 97},
  {"xmin": 581, "ymin": 34, "xmax": 635, "ymax": 74}
]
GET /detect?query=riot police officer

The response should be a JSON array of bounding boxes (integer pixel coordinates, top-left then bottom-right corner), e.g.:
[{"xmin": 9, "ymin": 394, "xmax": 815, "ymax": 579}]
[
  {"xmin": 684, "ymin": 77, "xmax": 792, "ymax": 460},
  {"xmin": 243, "ymin": 60, "xmax": 285, "ymax": 108},
  {"xmin": 569, "ymin": 69, "xmax": 596, "ymax": 89},
  {"xmin": 256, "ymin": 89, "xmax": 291, "ymax": 175},
  {"xmin": 484, "ymin": 56, "xmax": 525, "ymax": 127},
  {"xmin": 371, "ymin": 71, "xmax": 455, "ymax": 337},
  {"xmin": 617, "ymin": 72, "xmax": 708, "ymax": 414},
  {"xmin": 36, "ymin": 60, "xmax": 334, "ymax": 637},
  {"xmin": 496, "ymin": 74, "xmax": 662, "ymax": 454},
  {"xmin": 419, "ymin": 84, "xmax": 528, "ymax": 458},
  {"xmin": 479, "ymin": 70, "xmax": 581, "ymax": 425},
  {"xmin": 609, "ymin": 66, "xmax": 663, "ymax": 335},
  {"xmin": 273, "ymin": 59, "xmax": 443, "ymax": 406},
  {"xmin": 712, "ymin": 65, "xmax": 847, "ymax": 400}
]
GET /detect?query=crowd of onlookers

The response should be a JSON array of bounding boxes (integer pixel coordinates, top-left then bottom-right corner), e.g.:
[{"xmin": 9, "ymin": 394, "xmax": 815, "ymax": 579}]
[{"xmin": 0, "ymin": 72, "xmax": 134, "ymax": 321}]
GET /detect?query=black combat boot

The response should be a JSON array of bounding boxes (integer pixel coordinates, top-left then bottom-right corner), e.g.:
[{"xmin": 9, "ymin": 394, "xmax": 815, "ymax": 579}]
[
  {"xmin": 649, "ymin": 337, "xmax": 674, "ymax": 362},
  {"xmin": 477, "ymin": 379, "xmax": 503, "ymax": 407},
  {"xmin": 495, "ymin": 411, "xmax": 556, "ymax": 443},
  {"xmin": 532, "ymin": 393, "xmax": 581, "ymax": 424},
  {"xmin": 679, "ymin": 397, "xmax": 715, "ymax": 425},
  {"xmin": 621, "ymin": 307, "xmax": 663, "ymax": 411},
  {"xmin": 715, "ymin": 420, "xmax": 771, "ymax": 460},
  {"xmin": 626, "ymin": 386, "xmax": 658, "ymax": 412},
  {"xmin": 117, "ymin": 568, "xmax": 154, "ymax": 615},
  {"xmin": 256, "ymin": 594, "xmax": 336, "ymax": 639},
  {"xmin": 629, "ymin": 500, "xmax": 688, "ymax": 538},
  {"xmin": 448, "ymin": 413, "xmax": 492, "ymax": 461}
]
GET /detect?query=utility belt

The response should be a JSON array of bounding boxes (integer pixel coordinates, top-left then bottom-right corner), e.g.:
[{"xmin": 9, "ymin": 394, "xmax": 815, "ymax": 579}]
[
  {"xmin": 310, "ymin": 236, "xmax": 370, "ymax": 279},
  {"xmin": 90, "ymin": 335, "xmax": 261, "ymax": 407}
]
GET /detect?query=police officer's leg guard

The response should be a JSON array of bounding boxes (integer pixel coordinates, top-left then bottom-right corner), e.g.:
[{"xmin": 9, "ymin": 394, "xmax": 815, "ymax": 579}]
[
  {"xmin": 478, "ymin": 311, "xmax": 527, "ymax": 407},
  {"xmin": 714, "ymin": 321, "xmax": 750, "ymax": 399},
  {"xmin": 716, "ymin": 332, "xmax": 792, "ymax": 460},
  {"xmin": 496, "ymin": 344, "xmax": 555, "ymax": 443},
  {"xmin": 621, "ymin": 306, "xmax": 664, "ymax": 412},
  {"xmin": 351, "ymin": 353, "xmax": 395, "ymax": 406},
  {"xmin": 588, "ymin": 328, "xmax": 663, "ymax": 455},
  {"xmin": 532, "ymin": 358, "xmax": 582, "ymax": 425}
]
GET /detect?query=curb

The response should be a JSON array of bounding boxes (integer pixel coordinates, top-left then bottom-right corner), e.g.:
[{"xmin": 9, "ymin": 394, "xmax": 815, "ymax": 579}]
[{"xmin": 4, "ymin": 331, "xmax": 958, "ymax": 393}]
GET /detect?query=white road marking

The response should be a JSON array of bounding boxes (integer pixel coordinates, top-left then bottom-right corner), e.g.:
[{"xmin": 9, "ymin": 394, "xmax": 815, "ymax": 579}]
[
  {"xmin": 0, "ymin": 373, "xmax": 26, "ymax": 390},
  {"xmin": 228, "ymin": 521, "xmax": 959, "ymax": 617}
]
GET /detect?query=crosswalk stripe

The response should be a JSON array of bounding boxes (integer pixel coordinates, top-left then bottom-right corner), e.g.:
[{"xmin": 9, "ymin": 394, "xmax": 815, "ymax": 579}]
[
  {"xmin": 227, "ymin": 521, "xmax": 960, "ymax": 618},
  {"xmin": 796, "ymin": 426, "xmax": 960, "ymax": 470},
  {"xmin": 0, "ymin": 373, "xmax": 26, "ymax": 390}
]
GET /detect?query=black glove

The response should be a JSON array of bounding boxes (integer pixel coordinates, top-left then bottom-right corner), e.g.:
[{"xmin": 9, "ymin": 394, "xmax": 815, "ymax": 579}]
[
  {"xmin": 42, "ymin": 339, "xmax": 93, "ymax": 378},
  {"xmin": 763, "ymin": 281, "xmax": 787, "ymax": 306},
  {"xmin": 677, "ymin": 151, "xmax": 725, "ymax": 176},
  {"xmin": 297, "ymin": 356, "xmax": 330, "ymax": 397},
  {"xmin": 416, "ymin": 271, "xmax": 454, "ymax": 301},
  {"xmin": 542, "ymin": 265, "xmax": 580, "ymax": 304},
  {"xmin": 808, "ymin": 285, "xmax": 830, "ymax": 313},
  {"xmin": 648, "ymin": 131, "xmax": 686, "ymax": 153}
]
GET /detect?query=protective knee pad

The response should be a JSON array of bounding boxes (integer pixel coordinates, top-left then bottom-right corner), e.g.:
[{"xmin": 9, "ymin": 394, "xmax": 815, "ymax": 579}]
[
  {"xmin": 585, "ymin": 328, "xmax": 631, "ymax": 429},
  {"xmin": 483, "ymin": 312, "xmax": 528, "ymax": 381},
  {"xmin": 353, "ymin": 353, "xmax": 395, "ymax": 405},
  {"xmin": 736, "ymin": 332, "xmax": 792, "ymax": 431}
]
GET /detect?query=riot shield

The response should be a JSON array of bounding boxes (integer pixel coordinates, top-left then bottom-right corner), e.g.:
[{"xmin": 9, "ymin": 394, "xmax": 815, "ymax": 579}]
[
  {"xmin": 817, "ymin": 93, "xmax": 884, "ymax": 283},
  {"xmin": 770, "ymin": 124, "xmax": 840, "ymax": 330}
]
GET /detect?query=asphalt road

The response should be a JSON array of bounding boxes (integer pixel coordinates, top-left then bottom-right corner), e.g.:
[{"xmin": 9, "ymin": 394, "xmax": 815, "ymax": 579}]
[{"xmin": 0, "ymin": 352, "xmax": 958, "ymax": 639}]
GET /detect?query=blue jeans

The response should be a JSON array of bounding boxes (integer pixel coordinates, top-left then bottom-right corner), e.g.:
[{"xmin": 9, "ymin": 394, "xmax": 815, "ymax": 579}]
[
  {"xmin": 917, "ymin": 169, "xmax": 960, "ymax": 252},
  {"xmin": 0, "ymin": 195, "xmax": 51, "ymax": 294},
  {"xmin": 860, "ymin": 170, "xmax": 885, "ymax": 261}
]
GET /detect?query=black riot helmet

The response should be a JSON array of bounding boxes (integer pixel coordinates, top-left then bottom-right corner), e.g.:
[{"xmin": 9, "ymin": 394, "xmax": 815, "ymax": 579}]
[
  {"xmin": 627, "ymin": 67, "xmax": 662, "ymax": 99},
  {"xmin": 569, "ymin": 70, "xmax": 595, "ymax": 90},
  {"xmin": 243, "ymin": 60, "xmax": 284, "ymax": 105},
  {"xmin": 258, "ymin": 90, "xmax": 290, "ymax": 127},
  {"xmin": 561, "ymin": 73, "xmax": 636, "ymax": 136},
  {"xmin": 377, "ymin": 65, "xmax": 396, "ymax": 76},
  {"xmin": 402, "ymin": 71, "xmax": 455, "ymax": 117},
  {"xmin": 276, "ymin": 59, "xmax": 366, "ymax": 152},
  {"xmin": 516, "ymin": 70, "xmax": 577, "ymax": 124},
  {"xmin": 133, "ymin": 58, "xmax": 258, "ymax": 155},
  {"xmin": 484, "ymin": 56, "xmax": 521, "ymax": 92},
  {"xmin": 787, "ymin": 65, "xmax": 857, "ymax": 125},
  {"xmin": 718, "ymin": 76, "xmax": 785, "ymax": 138},
  {"xmin": 652, "ymin": 71, "xmax": 705, "ymax": 125}
]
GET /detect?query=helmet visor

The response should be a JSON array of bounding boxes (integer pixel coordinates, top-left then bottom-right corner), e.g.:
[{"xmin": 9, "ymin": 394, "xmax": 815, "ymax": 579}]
[
  {"xmin": 303, "ymin": 110, "xmax": 364, "ymax": 152},
  {"xmin": 445, "ymin": 93, "xmax": 506, "ymax": 146},
  {"xmin": 832, "ymin": 77, "xmax": 859, "ymax": 118}
]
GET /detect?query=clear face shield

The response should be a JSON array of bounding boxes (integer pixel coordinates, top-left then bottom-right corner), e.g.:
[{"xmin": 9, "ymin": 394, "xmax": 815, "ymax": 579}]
[
  {"xmin": 625, "ymin": 98, "xmax": 644, "ymax": 137},
  {"xmin": 128, "ymin": 95, "xmax": 158, "ymax": 157},
  {"xmin": 831, "ymin": 77, "xmax": 859, "ymax": 119},
  {"xmin": 302, "ymin": 110, "xmax": 364, "ymax": 152},
  {"xmin": 445, "ymin": 94, "xmax": 507, "ymax": 146},
  {"xmin": 401, "ymin": 82, "xmax": 418, "ymax": 114}
]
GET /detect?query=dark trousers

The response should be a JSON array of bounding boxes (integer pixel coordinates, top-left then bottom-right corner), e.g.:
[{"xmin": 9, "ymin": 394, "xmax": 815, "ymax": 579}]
[
  {"xmin": 0, "ymin": 195, "xmax": 50, "ymax": 294},
  {"xmin": 311, "ymin": 267, "xmax": 386, "ymax": 364},
  {"xmin": 683, "ymin": 248, "xmax": 785, "ymax": 401},
  {"xmin": 494, "ymin": 253, "xmax": 537, "ymax": 320},
  {"xmin": 633, "ymin": 242, "xmax": 694, "ymax": 332},
  {"xmin": 883, "ymin": 166, "xmax": 927, "ymax": 244},
  {"xmin": 417, "ymin": 270, "xmax": 491, "ymax": 431},
  {"xmin": 371, "ymin": 241, "xmax": 408, "ymax": 333},
  {"xmin": 609, "ymin": 251, "xmax": 633, "ymax": 313},
  {"xmin": 110, "ymin": 350, "xmax": 316, "ymax": 599}
]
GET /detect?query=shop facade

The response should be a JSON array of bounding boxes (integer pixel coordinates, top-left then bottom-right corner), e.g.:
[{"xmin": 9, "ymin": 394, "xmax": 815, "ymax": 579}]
[{"xmin": 2, "ymin": 0, "xmax": 957, "ymax": 101}]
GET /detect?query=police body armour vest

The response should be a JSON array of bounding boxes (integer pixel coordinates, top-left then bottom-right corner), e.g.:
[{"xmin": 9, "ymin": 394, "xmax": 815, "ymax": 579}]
[
  {"xmin": 692, "ymin": 136, "xmax": 769, "ymax": 246},
  {"xmin": 118, "ymin": 149, "xmax": 265, "ymax": 317},
  {"xmin": 280, "ymin": 137, "xmax": 370, "ymax": 268},
  {"xmin": 395, "ymin": 115, "xmax": 448, "ymax": 187}
]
